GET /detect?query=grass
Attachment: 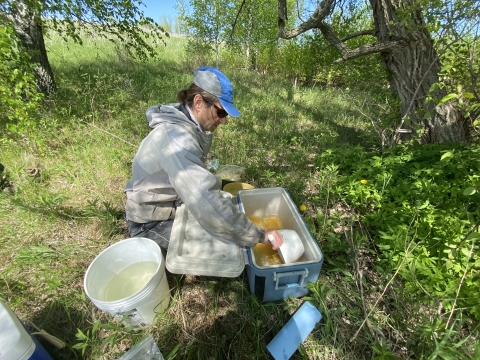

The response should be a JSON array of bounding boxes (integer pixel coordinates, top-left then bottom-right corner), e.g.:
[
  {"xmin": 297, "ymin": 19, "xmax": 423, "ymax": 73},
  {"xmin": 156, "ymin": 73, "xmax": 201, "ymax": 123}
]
[{"xmin": 1, "ymin": 32, "xmax": 478, "ymax": 359}]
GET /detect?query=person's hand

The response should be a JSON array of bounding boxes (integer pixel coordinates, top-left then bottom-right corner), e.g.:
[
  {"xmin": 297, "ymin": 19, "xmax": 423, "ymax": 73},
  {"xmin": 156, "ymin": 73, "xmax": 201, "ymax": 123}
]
[{"xmin": 261, "ymin": 229, "xmax": 284, "ymax": 250}]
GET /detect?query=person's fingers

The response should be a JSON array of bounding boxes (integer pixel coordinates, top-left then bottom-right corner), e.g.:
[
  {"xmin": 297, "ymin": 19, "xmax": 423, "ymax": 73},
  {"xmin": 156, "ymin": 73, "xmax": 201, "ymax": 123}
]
[{"xmin": 271, "ymin": 232, "xmax": 284, "ymax": 250}]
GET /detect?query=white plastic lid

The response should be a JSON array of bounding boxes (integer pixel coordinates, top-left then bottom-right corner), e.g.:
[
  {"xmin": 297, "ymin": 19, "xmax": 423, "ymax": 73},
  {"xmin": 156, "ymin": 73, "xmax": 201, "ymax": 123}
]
[
  {"xmin": 166, "ymin": 205, "xmax": 245, "ymax": 277},
  {"xmin": 0, "ymin": 301, "xmax": 35, "ymax": 360}
]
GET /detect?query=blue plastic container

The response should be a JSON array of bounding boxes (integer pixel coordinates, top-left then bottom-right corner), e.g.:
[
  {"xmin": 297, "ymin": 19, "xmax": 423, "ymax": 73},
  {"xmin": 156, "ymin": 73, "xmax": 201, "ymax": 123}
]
[
  {"xmin": 238, "ymin": 187, "xmax": 324, "ymax": 302},
  {"xmin": 0, "ymin": 301, "xmax": 53, "ymax": 360},
  {"xmin": 166, "ymin": 187, "xmax": 323, "ymax": 302},
  {"xmin": 267, "ymin": 301, "xmax": 322, "ymax": 359}
]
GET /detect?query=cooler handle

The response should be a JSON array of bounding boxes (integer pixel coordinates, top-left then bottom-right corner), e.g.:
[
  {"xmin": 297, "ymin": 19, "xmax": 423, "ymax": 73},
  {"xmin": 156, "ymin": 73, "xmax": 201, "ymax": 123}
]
[{"xmin": 273, "ymin": 269, "xmax": 309, "ymax": 290}]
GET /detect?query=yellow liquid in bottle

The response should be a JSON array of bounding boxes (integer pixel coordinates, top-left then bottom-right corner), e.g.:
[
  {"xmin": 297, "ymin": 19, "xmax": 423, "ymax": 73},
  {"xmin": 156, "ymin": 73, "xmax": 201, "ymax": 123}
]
[{"xmin": 248, "ymin": 215, "xmax": 284, "ymax": 266}]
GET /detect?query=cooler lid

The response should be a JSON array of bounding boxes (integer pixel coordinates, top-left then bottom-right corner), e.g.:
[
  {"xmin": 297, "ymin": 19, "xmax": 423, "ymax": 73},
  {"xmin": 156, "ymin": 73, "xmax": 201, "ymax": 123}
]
[
  {"xmin": 166, "ymin": 204, "xmax": 245, "ymax": 277},
  {"xmin": 0, "ymin": 301, "xmax": 35, "ymax": 360}
]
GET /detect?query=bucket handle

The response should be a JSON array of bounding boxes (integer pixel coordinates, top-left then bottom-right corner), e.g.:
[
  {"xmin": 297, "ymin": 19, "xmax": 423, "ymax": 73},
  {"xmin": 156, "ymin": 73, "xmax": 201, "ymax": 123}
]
[{"xmin": 273, "ymin": 269, "xmax": 309, "ymax": 290}]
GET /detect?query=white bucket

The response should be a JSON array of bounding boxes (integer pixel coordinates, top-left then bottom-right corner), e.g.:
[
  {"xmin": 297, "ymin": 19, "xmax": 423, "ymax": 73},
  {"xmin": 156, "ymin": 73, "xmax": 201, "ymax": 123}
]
[{"xmin": 84, "ymin": 237, "xmax": 170, "ymax": 328}]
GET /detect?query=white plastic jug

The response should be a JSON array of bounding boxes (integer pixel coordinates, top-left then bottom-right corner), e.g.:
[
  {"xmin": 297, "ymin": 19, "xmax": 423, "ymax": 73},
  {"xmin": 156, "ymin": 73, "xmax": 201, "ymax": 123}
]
[
  {"xmin": 84, "ymin": 238, "xmax": 170, "ymax": 328},
  {"xmin": 269, "ymin": 229, "xmax": 305, "ymax": 264},
  {"xmin": 0, "ymin": 301, "xmax": 53, "ymax": 360}
]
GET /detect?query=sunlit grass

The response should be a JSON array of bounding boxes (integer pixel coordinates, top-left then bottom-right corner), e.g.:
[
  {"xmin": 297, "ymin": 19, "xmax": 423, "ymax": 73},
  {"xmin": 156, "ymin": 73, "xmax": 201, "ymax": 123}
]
[{"xmin": 2, "ymin": 32, "xmax": 477, "ymax": 360}]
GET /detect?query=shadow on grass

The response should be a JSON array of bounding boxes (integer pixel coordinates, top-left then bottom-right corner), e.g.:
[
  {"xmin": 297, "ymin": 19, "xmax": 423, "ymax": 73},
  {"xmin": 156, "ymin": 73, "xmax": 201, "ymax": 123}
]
[
  {"xmin": 150, "ymin": 270, "xmax": 368, "ymax": 360},
  {"xmin": 29, "ymin": 298, "xmax": 91, "ymax": 359},
  {"xmin": 151, "ymin": 272, "xmax": 292, "ymax": 359},
  {"xmin": 18, "ymin": 259, "xmax": 363, "ymax": 359},
  {"xmin": 9, "ymin": 197, "xmax": 126, "ymax": 237},
  {"xmin": 47, "ymin": 57, "xmax": 380, "ymax": 151},
  {"xmin": 231, "ymin": 74, "xmax": 379, "ymax": 149}
]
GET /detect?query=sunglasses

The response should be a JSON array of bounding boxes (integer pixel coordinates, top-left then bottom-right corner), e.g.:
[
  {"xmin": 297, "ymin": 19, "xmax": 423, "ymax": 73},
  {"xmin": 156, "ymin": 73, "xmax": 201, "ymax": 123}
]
[{"xmin": 202, "ymin": 97, "xmax": 228, "ymax": 118}]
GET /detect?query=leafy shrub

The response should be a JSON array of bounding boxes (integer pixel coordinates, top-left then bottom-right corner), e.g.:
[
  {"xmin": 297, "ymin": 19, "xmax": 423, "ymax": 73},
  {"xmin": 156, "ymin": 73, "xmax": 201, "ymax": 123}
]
[
  {"xmin": 322, "ymin": 143, "xmax": 480, "ymax": 319},
  {"xmin": 221, "ymin": 46, "xmax": 248, "ymax": 70},
  {"xmin": 182, "ymin": 38, "xmax": 215, "ymax": 71},
  {"xmin": 0, "ymin": 23, "xmax": 43, "ymax": 137}
]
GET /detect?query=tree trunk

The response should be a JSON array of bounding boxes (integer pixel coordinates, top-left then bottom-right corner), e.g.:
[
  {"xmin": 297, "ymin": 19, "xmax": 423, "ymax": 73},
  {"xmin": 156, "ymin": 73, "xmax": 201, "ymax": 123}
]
[
  {"xmin": 10, "ymin": 1, "xmax": 56, "ymax": 95},
  {"xmin": 215, "ymin": 39, "xmax": 219, "ymax": 68},
  {"xmin": 278, "ymin": 0, "xmax": 467, "ymax": 143},
  {"xmin": 246, "ymin": 10, "xmax": 252, "ymax": 69},
  {"xmin": 371, "ymin": 0, "xmax": 465, "ymax": 143}
]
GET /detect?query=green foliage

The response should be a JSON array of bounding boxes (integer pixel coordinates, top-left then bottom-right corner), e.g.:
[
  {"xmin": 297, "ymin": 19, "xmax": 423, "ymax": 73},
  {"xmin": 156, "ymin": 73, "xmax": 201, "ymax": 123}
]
[
  {"xmin": 279, "ymin": 6, "xmax": 388, "ymax": 89},
  {"xmin": 179, "ymin": 0, "xmax": 294, "ymax": 70},
  {"xmin": 409, "ymin": 318, "xmax": 479, "ymax": 359},
  {"xmin": 178, "ymin": 0, "xmax": 226, "ymax": 40},
  {"xmin": 423, "ymin": 0, "xmax": 480, "ymax": 138},
  {"xmin": 372, "ymin": 340, "xmax": 399, "ymax": 360},
  {"xmin": 224, "ymin": 0, "xmax": 281, "ymax": 70},
  {"xmin": 38, "ymin": 0, "xmax": 168, "ymax": 62},
  {"xmin": 73, "ymin": 318, "xmax": 136, "ymax": 357},
  {"xmin": 177, "ymin": 0, "xmax": 231, "ymax": 66},
  {"xmin": 322, "ymin": 143, "xmax": 480, "ymax": 320},
  {"xmin": 426, "ymin": 63, "xmax": 480, "ymax": 139},
  {"xmin": 16, "ymin": 245, "xmax": 61, "ymax": 264},
  {"xmin": 304, "ymin": 282, "xmax": 345, "ymax": 339},
  {"xmin": 182, "ymin": 38, "xmax": 216, "ymax": 70},
  {"xmin": 239, "ymin": 4, "xmax": 389, "ymax": 92},
  {"xmin": 0, "ymin": 23, "xmax": 43, "ymax": 137},
  {"xmin": 83, "ymin": 198, "xmax": 123, "ymax": 223},
  {"xmin": 158, "ymin": 15, "xmax": 174, "ymax": 34},
  {"xmin": 1, "ymin": 0, "xmax": 168, "ymax": 140},
  {"xmin": 2, "ymin": 30, "xmax": 479, "ymax": 359}
]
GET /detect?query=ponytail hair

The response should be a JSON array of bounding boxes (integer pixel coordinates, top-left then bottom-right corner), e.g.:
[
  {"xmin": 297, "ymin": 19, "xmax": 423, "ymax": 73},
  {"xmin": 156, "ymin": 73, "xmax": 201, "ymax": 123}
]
[{"xmin": 177, "ymin": 84, "xmax": 218, "ymax": 107}]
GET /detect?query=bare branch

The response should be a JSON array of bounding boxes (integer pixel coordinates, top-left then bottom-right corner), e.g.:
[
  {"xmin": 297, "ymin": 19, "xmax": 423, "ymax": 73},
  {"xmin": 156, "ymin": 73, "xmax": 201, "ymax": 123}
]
[
  {"xmin": 332, "ymin": 40, "xmax": 404, "ymax": 63},
  {"xmin": 313, "ymin": 21, "xmax": 401, "ymax": 62},
  {"xmin": 316, "ymin": 21, "xmax": 348, "ymax": 54},
  {"xmin": 278, "ymin": 0, "xmax": 335, "ymax": 39},
  {"xmin": 231, "ymin": 0, "xmax": 246, "ymax": 39},
  {"xmin": 340, "ymin": 29, "xmax": 376, "ymax": 42},
  {"xmin": 278, "ymin": 2, "xmax": 399, "ymax": 62},
  {"xmin": 296, "ymin": 1, "xmax": 304, "ymax": 23}
]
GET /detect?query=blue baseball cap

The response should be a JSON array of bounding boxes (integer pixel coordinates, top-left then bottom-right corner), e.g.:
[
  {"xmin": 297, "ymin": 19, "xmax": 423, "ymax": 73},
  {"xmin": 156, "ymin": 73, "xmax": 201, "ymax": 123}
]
[{"xmin": 193, "ymin": 66, "xmax": 241, "ymax": 117}]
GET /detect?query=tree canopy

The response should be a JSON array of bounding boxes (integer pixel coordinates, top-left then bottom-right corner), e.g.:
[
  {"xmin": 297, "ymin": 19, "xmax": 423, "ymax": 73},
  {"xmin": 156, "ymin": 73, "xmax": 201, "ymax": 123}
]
[
  {"xmin": 2, "ymin": 0, "xmax": 479, "ymax": 143},
  {"xmin": 1, "ymin": 0, "xmax": 168, "ymax": 95},
  {"xmin": 277, "ymin": 0, "xmax": 479, "ymax": 143},
  {"xmin": 176, "ymin": 0, "xmax": 478, "ymax": 142}
]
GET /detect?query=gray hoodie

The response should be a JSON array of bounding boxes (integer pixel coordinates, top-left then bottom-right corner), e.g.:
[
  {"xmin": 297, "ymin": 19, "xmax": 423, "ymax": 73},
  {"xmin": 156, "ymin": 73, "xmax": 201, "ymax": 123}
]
[{"xmin": 125, "ymin": 103, "xmax": 263, "ymax": 247}]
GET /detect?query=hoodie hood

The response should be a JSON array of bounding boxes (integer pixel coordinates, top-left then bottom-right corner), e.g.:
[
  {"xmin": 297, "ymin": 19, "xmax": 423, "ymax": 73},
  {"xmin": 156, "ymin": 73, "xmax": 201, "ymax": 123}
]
[
  {"xmin": 145, "ymin": 102, "xmax": 212, "ymax": 158},
  {"xmin": 146, "ymin": 103, "xmax": 197, "ymax": 129}
]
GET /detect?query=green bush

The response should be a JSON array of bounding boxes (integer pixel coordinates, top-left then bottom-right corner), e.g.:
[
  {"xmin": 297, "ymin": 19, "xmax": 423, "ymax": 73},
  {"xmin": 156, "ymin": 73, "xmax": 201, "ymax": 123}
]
[
  {"xmin": 322, "ymin": 143, "xmax": 480, "ymax": 319},
  {"xmin": 0, "ymin": 23, "xmax": 43, "ymax": 138}
]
